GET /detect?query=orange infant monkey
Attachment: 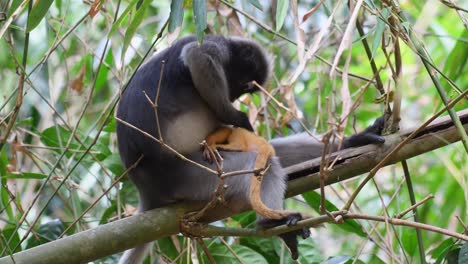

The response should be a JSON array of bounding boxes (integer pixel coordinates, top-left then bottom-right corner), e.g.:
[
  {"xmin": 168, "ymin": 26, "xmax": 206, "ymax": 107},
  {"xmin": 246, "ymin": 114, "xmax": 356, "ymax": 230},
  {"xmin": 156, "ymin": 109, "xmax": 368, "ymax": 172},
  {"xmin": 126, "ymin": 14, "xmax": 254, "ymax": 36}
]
[{"xmin": 203, "ymin": 127, "xmax": 290, "ymax": 220}]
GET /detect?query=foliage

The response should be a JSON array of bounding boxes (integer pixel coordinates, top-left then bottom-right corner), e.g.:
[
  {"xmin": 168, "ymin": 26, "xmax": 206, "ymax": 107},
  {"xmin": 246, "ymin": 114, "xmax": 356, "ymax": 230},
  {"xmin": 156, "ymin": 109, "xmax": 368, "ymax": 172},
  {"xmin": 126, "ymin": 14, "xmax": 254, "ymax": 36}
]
[{"xmin": 0, "ymin": 0, "xmax": 467, "ymax": 263}]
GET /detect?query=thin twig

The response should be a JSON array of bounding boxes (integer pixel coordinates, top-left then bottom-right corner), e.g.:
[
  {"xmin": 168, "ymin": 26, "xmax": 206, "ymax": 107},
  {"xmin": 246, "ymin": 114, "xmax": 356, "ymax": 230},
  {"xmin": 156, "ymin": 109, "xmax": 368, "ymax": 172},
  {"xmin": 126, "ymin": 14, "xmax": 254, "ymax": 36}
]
[
  {"xmin": 219, "ymin": 0, "xmax": 374, "ymax": 84},
  {"xmin": 344, "ymin": 213, "xmax": 468, "ymax": 241},
  {"xmin": 115, "ymin": 117, "xmax": 217, "ymax": 174},
  {"xmin": 400, "ymin": 160, "xmax": 426, "ymax": 263},
  {"xmin": 58, "ymin": 155, "xmax": 144, "ymax": 238},
  {"xmin": 395, "ymin": 194, "xmax": 434, "ymax": 219},
  {"xmin": 196, "ymin": 238, "xmax": 215, "ymax": 264},
  {"xmin": 253, "ymin": 81, "xmax": 320, "ymax": 142}
]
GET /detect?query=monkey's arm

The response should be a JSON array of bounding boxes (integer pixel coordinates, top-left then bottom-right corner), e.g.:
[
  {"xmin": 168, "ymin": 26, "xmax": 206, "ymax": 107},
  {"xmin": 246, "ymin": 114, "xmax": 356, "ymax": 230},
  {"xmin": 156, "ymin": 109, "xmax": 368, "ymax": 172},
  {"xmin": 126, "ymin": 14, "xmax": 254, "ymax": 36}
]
[
  {"xmin": 271, "ymin": 117, "xmax": 386, "ymax": 167},
  {"xmin": 182, "ymin": 42, "xmax": 253, "ymax": 131}
]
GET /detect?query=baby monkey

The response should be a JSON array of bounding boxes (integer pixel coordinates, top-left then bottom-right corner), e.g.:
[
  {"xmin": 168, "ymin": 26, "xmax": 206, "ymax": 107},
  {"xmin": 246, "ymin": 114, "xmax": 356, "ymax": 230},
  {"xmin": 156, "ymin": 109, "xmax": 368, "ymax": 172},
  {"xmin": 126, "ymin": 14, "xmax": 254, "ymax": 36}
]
[{"xmin": 203, "ymin": 127, "xmax": 292, "ymax": 220}]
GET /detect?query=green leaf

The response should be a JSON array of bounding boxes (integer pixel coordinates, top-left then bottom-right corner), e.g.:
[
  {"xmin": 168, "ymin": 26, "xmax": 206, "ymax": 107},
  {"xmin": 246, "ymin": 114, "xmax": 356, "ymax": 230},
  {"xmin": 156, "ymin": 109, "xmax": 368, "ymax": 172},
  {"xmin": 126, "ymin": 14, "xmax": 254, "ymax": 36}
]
[
  {"xmin": 273, "ymin": 237, "xmax": 322, "ymax": 263},
  {"xmin": 459, "ymin": 242, "xmax": 468, "ymax": 264},
  {"xmin": 302, "ymin": 191, "xmax": 366, "ymax": 237},
  {"xmin": 322, "ymin": 256, "xmax": 352, "ymax": 264},
  {"xmin": 26, "ymin": 0, "xmax": 54, "ymax": 32},
  {"xmin": 8, "ymin": 0, "xmax": 24, "ymax": 17},
  {"xmin": 240, "ymin": 237, "xmax": 279, "ymax": 263},
  {"xmin": 122, "ymin": 0, "xmax": 152, "ymax": 58},
  {"xmin": 202, "ymin": 244, "xmax": 268, "ymax": 264},
  {"xmin": 371, "ymin": 7, "xmax": 390, "ymax": 60},
  {"xmin": 193, "ymin": 0, "xmax": 206, "ymax": 43},
  {"xmin": 431, "ymin": 238, "xmax": 455, "ymax": 264},
  {"xmin": 95, "ymin": 48, "xmax": 113, "ymax": 93},
  {"xmin": 366, "ymin": 254, "xmax": 386, "ymax": 264},
  {"xmin": 275, "ymin": 0, "xmax": 289, "ymax": 32},
  {"xmin": 446, "ymin": 247, "xmax": 460, "ymax": 264},
  {"xmin": 444, "ymin": 30, "xmax": 468, "ymax": 85},
  {"xmin": 99, "ymin": 203, "xmax": 117, "ymax": 224},
  {"xmin": 25, "ymin": 219, "xmax": 65, "ymax": 249},
  {"xmin": 1, "ymin": 177, "xmax": 15, "ymax": 221},
  {"xmin": 102, "ymin": 154, "xmax": 125, "ymax": 177},
  {"xmin": 2, "ymin": 172, "xmax": 47, "ymax": 179},
  {"xmin": 1, "ymin": 224, "xmax": 22, "ymax": 253},
  {"xmin": 40, "ymin": 125, "xmax": 110, "ymax": 161},
  {"xmin": 247, "ymin": 0, "xmax": 263, "ymax": 11},
  {"xmin": 231, "ymin": 210, "xmax": 256, "ymax": 227},
  {"xmin": 401, "ymin": 228, "xmax": 417, "ymax": 257},
  {"xmin": 103, "ymin": 118, "xmax": 116, "ymax": 133},
  {"xmin": 109, "ymin": 0, "xmax": 139, "ymax": 36},
  {"xmin": 363, "ymin": 0, "xmax": 376, "ymax": 9},
  {"xmin": 169, "ymin": 0, "xmax": 184, "ymax": 32},
  {"xmin": 158, "ymin": 236, "xmax": 186, "ymax": 261},
  {"xmin": 0, "ymin": 150, "xmax": 7, "ymax": 175},
  {"xmin": 40, "ymin": 125, "xmax": 82, "ymax": 152},
  {"xmin": 0, "ymin": 152, "xmax": 15, "ymax": 222}
]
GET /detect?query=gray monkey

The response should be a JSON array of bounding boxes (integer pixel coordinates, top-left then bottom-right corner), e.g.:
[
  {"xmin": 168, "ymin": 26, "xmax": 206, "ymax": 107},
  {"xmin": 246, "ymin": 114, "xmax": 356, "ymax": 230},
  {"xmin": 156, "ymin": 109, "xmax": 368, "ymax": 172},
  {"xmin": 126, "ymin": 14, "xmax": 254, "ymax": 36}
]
[{"xmin": 116, "ymin": 35, "xmax": 385, "ymax": 263}]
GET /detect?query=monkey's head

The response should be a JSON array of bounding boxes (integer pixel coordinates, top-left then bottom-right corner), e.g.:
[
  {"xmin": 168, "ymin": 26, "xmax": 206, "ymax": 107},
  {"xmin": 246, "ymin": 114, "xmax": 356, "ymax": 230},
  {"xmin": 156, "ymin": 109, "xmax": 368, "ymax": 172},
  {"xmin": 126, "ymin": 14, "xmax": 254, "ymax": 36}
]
[{"xmin": 226, "ymin": 38, "xmax": 271, "ymax": 101}]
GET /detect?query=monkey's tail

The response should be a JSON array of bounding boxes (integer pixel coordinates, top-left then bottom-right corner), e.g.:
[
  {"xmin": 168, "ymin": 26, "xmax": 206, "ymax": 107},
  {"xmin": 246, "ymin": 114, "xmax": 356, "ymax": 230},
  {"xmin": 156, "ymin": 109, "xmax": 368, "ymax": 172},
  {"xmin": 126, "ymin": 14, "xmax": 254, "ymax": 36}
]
[{"xmin": 118, "ymin": 243, "xmax": 152, "ymax": 264}]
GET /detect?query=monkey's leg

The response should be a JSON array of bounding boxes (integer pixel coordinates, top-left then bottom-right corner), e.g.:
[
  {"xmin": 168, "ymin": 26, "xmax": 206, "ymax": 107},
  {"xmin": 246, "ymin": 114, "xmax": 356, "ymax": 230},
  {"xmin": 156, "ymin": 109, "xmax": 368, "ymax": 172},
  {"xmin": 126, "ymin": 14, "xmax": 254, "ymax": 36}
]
[
  {"xmin": 205, "ymin": 127, "xmax": 233, "ymax": 144},
  {"xmin": 206, "ymin": 128, "xmax": 245, "ymax": 154}
]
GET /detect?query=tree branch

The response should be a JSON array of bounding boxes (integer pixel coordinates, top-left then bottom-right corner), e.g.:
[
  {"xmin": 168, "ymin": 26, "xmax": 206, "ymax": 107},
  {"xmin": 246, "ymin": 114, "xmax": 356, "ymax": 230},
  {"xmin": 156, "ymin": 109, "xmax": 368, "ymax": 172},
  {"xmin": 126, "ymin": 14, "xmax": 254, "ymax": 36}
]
[
  {"xmin": 1, "ymin": 110, "xmax": 466, "ymax": 264},
  {"xmin": 286, "ymin": 109, "xmax": 468, "ymax": 197}
]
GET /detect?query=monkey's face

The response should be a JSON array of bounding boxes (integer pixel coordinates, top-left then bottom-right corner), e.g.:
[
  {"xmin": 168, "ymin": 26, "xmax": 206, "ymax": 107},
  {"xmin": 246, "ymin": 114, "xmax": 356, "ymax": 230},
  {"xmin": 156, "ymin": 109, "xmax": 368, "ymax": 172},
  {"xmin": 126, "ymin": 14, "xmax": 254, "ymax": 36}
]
[
  {"xmin": 228, "ymin": 78, "xmax": 260, "ymax": 101},
  {"xmin": 227, "ymin": 39, "xmax": 271, "ymax": 101}
]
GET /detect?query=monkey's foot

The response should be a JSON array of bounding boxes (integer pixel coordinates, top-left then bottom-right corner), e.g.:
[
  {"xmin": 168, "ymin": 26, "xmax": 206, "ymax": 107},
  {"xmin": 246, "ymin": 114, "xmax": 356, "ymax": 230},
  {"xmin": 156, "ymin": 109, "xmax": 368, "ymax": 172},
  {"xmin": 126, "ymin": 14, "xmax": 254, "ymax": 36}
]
[{"xmin": 258, "ymin": 213, "xmax": 310, "ymax": 260}]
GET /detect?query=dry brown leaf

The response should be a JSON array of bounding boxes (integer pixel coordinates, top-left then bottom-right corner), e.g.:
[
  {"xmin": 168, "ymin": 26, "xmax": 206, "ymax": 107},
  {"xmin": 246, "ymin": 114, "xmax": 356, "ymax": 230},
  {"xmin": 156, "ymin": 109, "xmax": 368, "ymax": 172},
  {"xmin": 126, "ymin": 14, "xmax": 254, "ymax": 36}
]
[
  {"xmin": 215, "ymin": 1, "xmax": 245, "ymax": 36},
  {"xmin": 301, "ymin": 0, "xmax": 325, "ymax": 23},
  {"xmin": 279, "ymin": 84, "xmax": 298, "ymax": 125},
  {"xmin": 89, "ymin": 0, "xmax": 104, "ymax": 18},
  {"xmin": 227, "ymin": 10, "xmax": 244, "ymax": 36},
  {"xmin": 70, "ymin": 65, "xmax": 86, "ymax": 93}
]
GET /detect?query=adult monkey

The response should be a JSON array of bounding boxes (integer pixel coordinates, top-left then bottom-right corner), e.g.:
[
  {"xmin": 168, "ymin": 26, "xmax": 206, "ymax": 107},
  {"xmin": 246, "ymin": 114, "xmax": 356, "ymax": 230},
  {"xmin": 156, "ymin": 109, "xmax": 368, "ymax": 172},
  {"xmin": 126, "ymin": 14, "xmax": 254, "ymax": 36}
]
[{"xmin": 116, "ymin": 35, "xmax": 385, "ymax": 263}]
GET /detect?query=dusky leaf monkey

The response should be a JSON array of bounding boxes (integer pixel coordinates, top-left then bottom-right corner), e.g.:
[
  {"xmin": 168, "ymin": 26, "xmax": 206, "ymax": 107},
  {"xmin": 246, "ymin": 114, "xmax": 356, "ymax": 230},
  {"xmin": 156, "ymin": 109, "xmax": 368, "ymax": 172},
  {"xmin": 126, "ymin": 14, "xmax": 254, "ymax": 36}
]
[{"xmin": 116, "ymin": 35, "xmax": 385, "ymax": 263}]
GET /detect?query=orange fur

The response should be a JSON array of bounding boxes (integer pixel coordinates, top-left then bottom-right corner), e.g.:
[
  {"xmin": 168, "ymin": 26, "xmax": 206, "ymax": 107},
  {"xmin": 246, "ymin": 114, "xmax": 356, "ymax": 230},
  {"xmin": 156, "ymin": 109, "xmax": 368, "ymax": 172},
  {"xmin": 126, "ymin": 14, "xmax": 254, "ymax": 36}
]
[{"xmin": 204, "ymin": 127, "xmax": 288, "ymax": 220}]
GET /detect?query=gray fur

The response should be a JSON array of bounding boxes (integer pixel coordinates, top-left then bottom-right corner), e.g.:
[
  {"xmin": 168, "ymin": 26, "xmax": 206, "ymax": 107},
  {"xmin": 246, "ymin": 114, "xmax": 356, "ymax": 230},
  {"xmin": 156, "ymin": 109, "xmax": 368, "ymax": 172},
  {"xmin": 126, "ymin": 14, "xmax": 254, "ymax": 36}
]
[
  {"xmin": 270, "ymin": 132, "xmax": 327, "ymax": 167},
  {"xmin": 118, "ymin": 243, "xmax": 152, "ymax": 264},
  {"xmin": 182, "ymin": 41, "xmax": 250, "ymax": 128}
]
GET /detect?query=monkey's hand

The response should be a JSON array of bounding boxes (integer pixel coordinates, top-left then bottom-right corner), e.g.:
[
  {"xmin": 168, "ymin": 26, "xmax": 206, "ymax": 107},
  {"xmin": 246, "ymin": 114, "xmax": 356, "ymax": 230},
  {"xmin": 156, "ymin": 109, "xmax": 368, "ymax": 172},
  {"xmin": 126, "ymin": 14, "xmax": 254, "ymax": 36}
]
[
  {"xmin": 234, "ymin": 112, "xmax": 254, "ymax": 132},
  {"xmin": 201, "ymin": 142, "xmax": 222, "ymax": 164},
  {"xmin": 258, "ymin": 213, "xmax": 310, "ymax": 260},
  {"xmin": 344, "ymin": 116, "xmax": 386, "ymax": 148}
]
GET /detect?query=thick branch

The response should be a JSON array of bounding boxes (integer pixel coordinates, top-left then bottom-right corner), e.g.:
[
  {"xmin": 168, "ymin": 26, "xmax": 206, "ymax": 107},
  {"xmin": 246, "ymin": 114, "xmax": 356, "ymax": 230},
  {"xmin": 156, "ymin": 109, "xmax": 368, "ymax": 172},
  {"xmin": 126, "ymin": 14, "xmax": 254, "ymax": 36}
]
[
  {"xmin": 1, "ymin": 110, "xmax": 466, "ymax": 264},
  {"xmin": 286, "ymin": 109, "xmax": 468, "ymax": 197},
  {"xmin": 0, "ymin": 205, "xmax": 193, "ymax": 264}
]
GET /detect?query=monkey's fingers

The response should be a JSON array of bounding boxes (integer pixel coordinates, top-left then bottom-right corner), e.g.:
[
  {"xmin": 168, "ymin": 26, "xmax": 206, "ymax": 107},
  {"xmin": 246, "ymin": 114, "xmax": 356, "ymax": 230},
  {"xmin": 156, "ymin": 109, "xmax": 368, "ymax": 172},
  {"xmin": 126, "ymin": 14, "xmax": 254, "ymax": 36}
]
[
  {"xmin": 284, "ymin": 213, "xmax": 312, "ymax": 238},
  {"xmin": 202, "ymin": 144, "xmax": 224, "ymax": 166},
  {"xmin": 279, "ymin": 232, "xmax": 299, "ymax": 260},
  {"xmin": 363, "ymin": 133, "xmax": 386, "ymax": 144},
  {"xmin": 279, "ymin": 226, "xmax": 311, "ymax": 260},
  {"xmin": 259, "ymin": 212, "xmax": 311, "ymax": 260},
  {"xmin": 202, "ymin": 147, "xmax": 214, "ymax": 163}
]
